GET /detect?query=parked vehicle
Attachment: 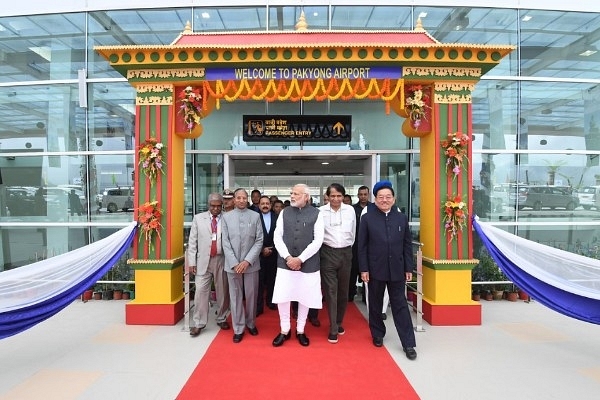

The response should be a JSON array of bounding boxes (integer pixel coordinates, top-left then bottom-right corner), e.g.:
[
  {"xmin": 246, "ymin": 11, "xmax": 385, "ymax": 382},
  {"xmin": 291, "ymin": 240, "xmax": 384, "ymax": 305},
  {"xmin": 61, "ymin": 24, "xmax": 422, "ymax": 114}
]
[
  {"xmin": 577, "ymin": 186, "xmax": 600, "ymax": 210},
  {"xmin": 101, "ymin": 187, "xmax": 134, "ymax": 212},
  {"xmin": 509, "ymin": 185, "xmax": 578, "ymax": 211}
]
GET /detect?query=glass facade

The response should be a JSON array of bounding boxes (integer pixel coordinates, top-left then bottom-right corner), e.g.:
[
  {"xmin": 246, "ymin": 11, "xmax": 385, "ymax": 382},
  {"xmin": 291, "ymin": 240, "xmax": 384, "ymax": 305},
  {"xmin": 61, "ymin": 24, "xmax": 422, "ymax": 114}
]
[{"xmin": 1, "ymin": 3, "xmax": 600, "ymax": 270}]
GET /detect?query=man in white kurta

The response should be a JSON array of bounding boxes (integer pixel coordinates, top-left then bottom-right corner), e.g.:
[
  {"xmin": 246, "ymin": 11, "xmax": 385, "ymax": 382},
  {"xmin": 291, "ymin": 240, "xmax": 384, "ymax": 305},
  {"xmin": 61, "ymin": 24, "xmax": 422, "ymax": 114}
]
[{"xmin": 272, "ymin": 184, "xmax": 324, "ymax": 347}]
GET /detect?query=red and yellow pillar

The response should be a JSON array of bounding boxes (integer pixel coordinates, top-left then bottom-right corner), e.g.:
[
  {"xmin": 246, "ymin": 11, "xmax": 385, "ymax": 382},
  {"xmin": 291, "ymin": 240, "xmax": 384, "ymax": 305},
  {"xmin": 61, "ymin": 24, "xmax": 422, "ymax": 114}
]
[
  {"xmin": 417, "ymin": 81, "xmax": 480, "ymax": 325},
  {"xmin": 126, "ymin": 85, "xmax": 187, "ymax": 325}
]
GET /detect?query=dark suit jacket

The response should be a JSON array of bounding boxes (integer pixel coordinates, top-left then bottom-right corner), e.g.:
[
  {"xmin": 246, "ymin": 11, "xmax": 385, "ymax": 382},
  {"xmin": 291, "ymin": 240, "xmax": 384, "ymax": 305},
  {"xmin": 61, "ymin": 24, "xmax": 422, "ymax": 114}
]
[
  {"xmin": 259, "ymin": 211, "xmax": 278, "ymax": 264},
  {"xmin": 358, "ymin": 205, "xmax": 413, "ymax": 281}
]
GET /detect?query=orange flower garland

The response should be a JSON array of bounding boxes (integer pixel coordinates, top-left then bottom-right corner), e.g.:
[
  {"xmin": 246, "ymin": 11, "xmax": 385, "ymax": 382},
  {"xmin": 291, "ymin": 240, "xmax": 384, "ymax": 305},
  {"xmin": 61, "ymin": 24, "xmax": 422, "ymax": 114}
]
[{"xmin": 137, "ymin": 200, "xmax": 163, "ymax": 249}]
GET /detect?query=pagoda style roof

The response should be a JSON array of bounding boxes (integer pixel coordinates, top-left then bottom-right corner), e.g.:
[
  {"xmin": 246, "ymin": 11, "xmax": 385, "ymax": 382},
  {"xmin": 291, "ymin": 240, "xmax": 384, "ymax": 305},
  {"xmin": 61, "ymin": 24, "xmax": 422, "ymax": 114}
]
[{"xmin": 95, "ymin": 23, "xmax": 514, "ymax": 78}]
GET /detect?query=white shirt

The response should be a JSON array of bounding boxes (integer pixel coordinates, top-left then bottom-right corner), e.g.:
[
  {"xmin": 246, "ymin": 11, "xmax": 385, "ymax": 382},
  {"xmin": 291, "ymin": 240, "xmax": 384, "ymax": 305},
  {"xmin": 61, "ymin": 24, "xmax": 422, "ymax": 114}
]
[{"xmin": 319, "ymin": 203, "xmax": 356, "ymax": 248}]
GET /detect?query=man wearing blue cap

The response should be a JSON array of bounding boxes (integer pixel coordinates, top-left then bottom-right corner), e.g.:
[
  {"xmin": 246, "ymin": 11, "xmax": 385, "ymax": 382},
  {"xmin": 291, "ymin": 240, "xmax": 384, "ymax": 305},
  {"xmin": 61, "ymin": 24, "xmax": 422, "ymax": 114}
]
[{"xmin": 358, "ymin": 180, "xmax": 417, "ymax": 360}]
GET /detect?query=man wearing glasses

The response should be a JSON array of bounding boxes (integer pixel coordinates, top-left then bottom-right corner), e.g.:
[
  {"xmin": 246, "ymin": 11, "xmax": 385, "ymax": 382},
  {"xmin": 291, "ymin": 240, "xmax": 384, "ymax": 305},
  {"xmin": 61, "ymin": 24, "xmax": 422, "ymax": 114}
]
[
  {"xmin": 319, "ymin": 183, "xmax": 356, "ymax": 344},
  {"xmin": 358, "ymin": 180, "xmax": 417, "ymax": 360},
  {"xmin": 186, "ymin": 193, "xmax": 231, "ymax": 337}
]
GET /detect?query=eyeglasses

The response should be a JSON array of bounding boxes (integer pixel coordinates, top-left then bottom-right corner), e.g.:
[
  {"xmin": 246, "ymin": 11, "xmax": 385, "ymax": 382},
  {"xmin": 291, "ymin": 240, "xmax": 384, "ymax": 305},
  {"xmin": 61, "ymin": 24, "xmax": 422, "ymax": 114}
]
[{"xmin": 376, "ymin": 195, "xmax": 394, "ymax": 201}]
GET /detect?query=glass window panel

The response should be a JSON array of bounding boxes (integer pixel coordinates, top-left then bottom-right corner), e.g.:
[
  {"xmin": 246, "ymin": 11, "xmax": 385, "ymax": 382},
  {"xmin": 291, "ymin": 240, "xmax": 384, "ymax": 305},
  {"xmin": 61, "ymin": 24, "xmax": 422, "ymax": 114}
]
[
  {"xmin": 194, "ymin": 7, "xmax": 266, "ymax": 32},
  {"xmin": 472, "ymin": 80, "xmax": 518, "ymax": 151},
  {"xmin": 331, "ymin": 6, "xmax": 412, "ymax": 30},
  {"xmin": 90, "ymin": 153, "xmax": 135, "ymax": 222},
  {"xmin": 268, "ymin": 6, "xmax": 328, "ymax": 30},
  {"xmin": 89, "ymin": 82, "xmax": 136, "ymax": 151},
  {"xmin": 88, "ymin": 9, "xmax": 192, "ymax": 78},
  {"xmin": 185, "ymin": 153, "xmax": 224, "ymax": 223},
  {"xmin": 378, "ymin": 153, "xmax": 410, "ymax": 215},
  {"xmin": 520, "ymin": 81, "xmax": 600, "ymax": 152},
  {"xmin": 0, "ymin": 155, "xmax": 90, "ymax": 221},
  {"xmin": 0, "ymin": 84, "xmax": 84, "ymax": 151},
  {"xmin": 0, "ymin": 226, "xmax": 93, "ymax": 270},
  {"xmin": 520, "ymin": 9, "xmax": 600, "ymax": 79},
  {"xmin": 0, "ymin": 13, "xmax": 86, "ymax": 82},
  {"xmin": 515, "ymin": 224, "xmax": 600, "ymax": 256}
]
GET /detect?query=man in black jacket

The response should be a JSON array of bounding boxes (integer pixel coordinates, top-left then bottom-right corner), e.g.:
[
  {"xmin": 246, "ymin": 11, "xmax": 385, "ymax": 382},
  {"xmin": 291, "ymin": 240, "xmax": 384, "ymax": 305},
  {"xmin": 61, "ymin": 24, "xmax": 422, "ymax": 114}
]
[{"xmin": 358, "ymin": 180, "xmax": 417, "ymax": 360}]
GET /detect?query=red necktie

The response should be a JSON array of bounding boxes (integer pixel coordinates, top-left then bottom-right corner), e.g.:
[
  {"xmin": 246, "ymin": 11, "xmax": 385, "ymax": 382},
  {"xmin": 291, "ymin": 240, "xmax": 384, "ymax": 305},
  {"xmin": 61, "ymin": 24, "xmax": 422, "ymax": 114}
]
[{"xmin": 210, "ymin": 216, "xmax": 218, "ymax": 257}]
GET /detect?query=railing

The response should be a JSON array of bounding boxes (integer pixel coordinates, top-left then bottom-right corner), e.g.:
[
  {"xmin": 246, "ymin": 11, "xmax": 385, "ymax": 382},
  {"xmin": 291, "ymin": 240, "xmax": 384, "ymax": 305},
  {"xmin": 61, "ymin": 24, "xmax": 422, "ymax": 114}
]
[
  {"xmin": 182, "ymin": 243, "xmax": 193, "ymax": 332},
  {"xmin": 409, "ymin": 241, "xmax": 425, "ymax": 332}
]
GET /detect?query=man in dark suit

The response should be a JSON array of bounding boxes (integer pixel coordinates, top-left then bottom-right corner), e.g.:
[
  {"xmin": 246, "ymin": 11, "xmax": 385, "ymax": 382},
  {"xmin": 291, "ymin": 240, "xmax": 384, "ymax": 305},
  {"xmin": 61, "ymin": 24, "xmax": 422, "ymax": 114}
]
[
  {"xmin": 358, "ymin": 180, "xmax": 417, "ymax": 360},
  {"xmin": 257, "ymin": 195, "xmax": 278, "ymax": 314}
]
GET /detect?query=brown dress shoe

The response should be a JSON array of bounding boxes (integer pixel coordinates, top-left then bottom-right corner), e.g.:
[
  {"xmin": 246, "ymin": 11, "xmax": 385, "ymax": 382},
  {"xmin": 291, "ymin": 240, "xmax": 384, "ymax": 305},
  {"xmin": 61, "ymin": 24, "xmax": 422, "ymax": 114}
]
[
  {"xmin": 189, "ymin": 327, "xmax": 202, "ymax": 337},
  {"xmin": 217, "ymin": 321, "xmax": 230, "ymax": 330}
]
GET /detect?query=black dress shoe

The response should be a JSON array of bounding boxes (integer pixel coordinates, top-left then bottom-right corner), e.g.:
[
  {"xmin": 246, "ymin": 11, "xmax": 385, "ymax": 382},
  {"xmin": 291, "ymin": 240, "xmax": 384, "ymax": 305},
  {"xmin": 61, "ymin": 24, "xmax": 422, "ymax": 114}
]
[
  {"xmin": 297, "ymin": 332, "xmax": 310, "ymax": 347},
  {"xmin": 233, "ymin": 333, "xmax": 244, "ymax": 343},
  {"xmin": 189, "ymin": 327, "xmax": 202, "ymax": 337},
  {"xmin": 247, "ymin": 326, "xmax": 259, "ymax": 336},
  {"xmin": 372, "ymin": 337, "xmax": 383, "ymax": 347},
  {"xmin": 272, "ymin": 331, "xmax": 291, "ymax": 347},
  {"xmin": 404, "ymin": 347, "xmax": 417, "ymax": 360},
  {"xmin": 308, "ymin": 317, "xmax": 321, "ymax": 327},
  {"xmin": 217, "ymin": 321, "xmax": 230, "ymax": 330}
]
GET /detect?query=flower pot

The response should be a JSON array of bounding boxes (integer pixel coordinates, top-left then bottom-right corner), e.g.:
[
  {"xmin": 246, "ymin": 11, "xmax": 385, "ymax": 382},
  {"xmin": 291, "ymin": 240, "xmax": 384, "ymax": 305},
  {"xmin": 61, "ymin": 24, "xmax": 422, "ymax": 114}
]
[
  {"xmin": 175, "ymin": 124, "xmax": 203, "ymax": 139},
  {"xmin": 122, "ymin": 291, "xmax": 130, "ymax": 300},
  {"xmin": 484, "ymin": 292, "xmax": 493, "ymax": 301},
  {"xmin": 93, "ymin": 291, "xmax": 103, "ymax": 300},
  {"xmin": 113, "ymin": 289, "xmax": 123, "ymax": 300},
  {"xmin": 492, "ymin": 290, "xmax": 504, "ymax": 300},
  {"xmin": 81, "ymin": 289, "xmax": 93, "ymax": 302},
  {"xmin": 472, "ymin": 293, "xmax": 481, "ymax": 301},
  {"xmin": 518, "ymin": 290, "xmax": 530, "ymax": 301},
  {"xmin": 103, "ymin": 289, "xmax": 114, "ymax": 300},
  {"xmin": 506, "ymin": 292, "xmax": 518, "ymax": 302}
]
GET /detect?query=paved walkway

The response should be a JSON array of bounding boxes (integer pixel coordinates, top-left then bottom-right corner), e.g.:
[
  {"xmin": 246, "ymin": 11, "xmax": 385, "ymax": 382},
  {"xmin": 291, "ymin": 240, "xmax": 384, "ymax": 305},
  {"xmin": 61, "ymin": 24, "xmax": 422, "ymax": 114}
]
[{"xmin": 1, "ymin": 298, "xmax": 600, "ymax": 399}]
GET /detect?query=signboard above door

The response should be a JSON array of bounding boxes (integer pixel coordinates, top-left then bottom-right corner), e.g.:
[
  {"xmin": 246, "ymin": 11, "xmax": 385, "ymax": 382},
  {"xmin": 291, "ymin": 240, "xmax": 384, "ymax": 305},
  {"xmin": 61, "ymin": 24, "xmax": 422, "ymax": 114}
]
[{"xmin": 243, "ymin": 115, "xmax": 351, "ymax": 142}]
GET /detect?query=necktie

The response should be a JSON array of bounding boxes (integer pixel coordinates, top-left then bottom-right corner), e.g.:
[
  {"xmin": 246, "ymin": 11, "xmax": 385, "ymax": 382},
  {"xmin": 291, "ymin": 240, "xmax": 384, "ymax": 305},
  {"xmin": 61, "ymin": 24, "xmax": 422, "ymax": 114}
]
[{"xmin": 210, "ymin": 216, "xmax": 218, "ymax": 257}]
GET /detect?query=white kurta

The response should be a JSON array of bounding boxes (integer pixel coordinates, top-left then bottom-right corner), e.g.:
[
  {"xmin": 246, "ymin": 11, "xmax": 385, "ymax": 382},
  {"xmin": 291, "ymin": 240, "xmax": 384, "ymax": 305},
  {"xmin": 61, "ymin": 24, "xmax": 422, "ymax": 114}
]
[{"xmin": 272, "ymin": 268, "xmax": 322, "ymax": 309}]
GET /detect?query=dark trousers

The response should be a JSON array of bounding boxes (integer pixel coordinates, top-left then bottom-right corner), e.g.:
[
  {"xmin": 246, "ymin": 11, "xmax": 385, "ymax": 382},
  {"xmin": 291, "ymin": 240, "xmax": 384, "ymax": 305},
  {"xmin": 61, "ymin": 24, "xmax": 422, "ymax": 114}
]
[
  {"xmin": 320, "ymin": 245, "xmax": 352, "ymax": 335},
  {"xmin": 257, "ymin": 256, "xmax": 277, "ymax": 313},
  {"xmin": 367, "ymin": 278, "xmax": 416, "ymax": 348},
  {"xmin": 349, "ymin": 245, "xmax": 360, "ymax": 300}
]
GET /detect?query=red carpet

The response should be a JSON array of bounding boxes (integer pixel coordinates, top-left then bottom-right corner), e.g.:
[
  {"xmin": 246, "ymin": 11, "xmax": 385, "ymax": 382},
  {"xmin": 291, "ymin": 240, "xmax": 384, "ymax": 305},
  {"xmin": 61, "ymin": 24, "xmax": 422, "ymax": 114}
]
[{"xmin": 177, "ymin": 303, "xmax": 420, "ymax": 400}]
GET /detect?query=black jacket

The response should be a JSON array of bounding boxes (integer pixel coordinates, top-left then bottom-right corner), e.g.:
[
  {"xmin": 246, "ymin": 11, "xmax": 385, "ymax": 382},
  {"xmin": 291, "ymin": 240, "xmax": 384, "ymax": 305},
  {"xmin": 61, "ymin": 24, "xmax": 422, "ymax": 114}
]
[{"xmin": 358, "ymin": 205, "xmax": 414, "ymax": 281}]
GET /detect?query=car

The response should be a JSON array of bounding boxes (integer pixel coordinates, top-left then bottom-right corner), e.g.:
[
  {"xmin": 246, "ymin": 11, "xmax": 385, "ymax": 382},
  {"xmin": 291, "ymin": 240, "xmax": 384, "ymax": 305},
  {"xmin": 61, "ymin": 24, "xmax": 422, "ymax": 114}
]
[
  {"xmin": 577, "ymin": 186, "xmax": 600, "ymax": 210},
  {"xmin": 101, "ymin": 187, "xmax": 134, "ymax": 213},
  {"xmin": 510, "ymin": 185, "xmax": 579, "ymax": 211}
]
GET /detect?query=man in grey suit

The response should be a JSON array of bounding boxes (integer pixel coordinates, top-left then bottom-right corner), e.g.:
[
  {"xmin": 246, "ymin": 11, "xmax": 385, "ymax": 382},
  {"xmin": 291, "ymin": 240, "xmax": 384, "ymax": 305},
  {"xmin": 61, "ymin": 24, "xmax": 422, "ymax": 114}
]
[
  {"xmin": 187, "ymin": 193, "xmax": 230, "ymax": 337},
  {"xmin": 221, "ymin": 188, "xmax": 264, "ymax": 343}
]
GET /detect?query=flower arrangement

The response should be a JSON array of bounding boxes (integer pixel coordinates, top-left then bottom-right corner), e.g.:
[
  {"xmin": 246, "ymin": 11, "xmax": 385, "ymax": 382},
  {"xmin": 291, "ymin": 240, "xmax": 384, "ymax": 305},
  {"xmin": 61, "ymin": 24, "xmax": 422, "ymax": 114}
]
[
  {"xmin": 137, "ymin": 200, "xmax": 163, "ymax": 248},
  {"xmin": 138, "ymin": 138, "xmax": 164, "ymax": 186},
  {"xmin": 405, "ymin": 85, "xmax": 430, "ymax": 130},
  {"xmin": 178, "ymin": 86, "xmax": 203, "ymax": 133},
  {"xmin": 441, "ymin": 131, "xmax": 470, "ymax": 177},
  {"xmin": 443, "ymin": 195, "xmax": 468, "ymax": 243}
]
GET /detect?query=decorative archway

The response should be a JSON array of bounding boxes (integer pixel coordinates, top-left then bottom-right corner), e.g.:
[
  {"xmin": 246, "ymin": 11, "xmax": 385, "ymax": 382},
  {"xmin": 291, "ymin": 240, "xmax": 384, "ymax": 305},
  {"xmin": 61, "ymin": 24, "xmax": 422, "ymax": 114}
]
[{"xmin": 95, "ymin": 18, "xmax": 513, "ymax": 326}]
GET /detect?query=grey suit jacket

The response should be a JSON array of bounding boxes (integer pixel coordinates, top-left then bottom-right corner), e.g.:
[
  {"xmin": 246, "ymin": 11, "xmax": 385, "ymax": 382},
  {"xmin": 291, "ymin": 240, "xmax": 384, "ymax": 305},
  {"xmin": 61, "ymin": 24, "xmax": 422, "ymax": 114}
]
[
  {"xmin": 221, "ymin": 207, "xmax": 263, "ymax": 273},
  {"xmin": 186, "ymin": 211, "xmax": 223, "ymax": 275}
]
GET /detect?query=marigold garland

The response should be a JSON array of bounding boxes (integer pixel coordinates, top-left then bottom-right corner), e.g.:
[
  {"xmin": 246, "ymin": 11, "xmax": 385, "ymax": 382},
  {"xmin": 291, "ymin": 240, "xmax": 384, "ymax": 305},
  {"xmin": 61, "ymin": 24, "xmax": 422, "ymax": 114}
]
[
  {"xmin": 137, "ymin": 200, "xmax": 163, "ymax": 250},
  {"xmin": 203, "ymin": 78, "xmax": 403, "ymax": 109}
]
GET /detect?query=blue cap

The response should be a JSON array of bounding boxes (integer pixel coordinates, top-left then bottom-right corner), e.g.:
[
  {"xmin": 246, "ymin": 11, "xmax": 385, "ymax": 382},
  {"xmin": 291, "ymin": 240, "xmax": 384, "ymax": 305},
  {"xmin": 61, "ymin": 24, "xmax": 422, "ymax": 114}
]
[{"xmin": 373, "ymin": 180, "xmax": 394, "ymax": 196}]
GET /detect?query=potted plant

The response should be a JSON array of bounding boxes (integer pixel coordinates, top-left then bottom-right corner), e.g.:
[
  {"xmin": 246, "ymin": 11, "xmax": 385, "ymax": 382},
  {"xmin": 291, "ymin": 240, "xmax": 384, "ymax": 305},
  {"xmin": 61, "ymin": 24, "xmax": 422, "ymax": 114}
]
[{"xmin": 473, "ymin": 251, "xmax": 508, "ymax": 300}]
